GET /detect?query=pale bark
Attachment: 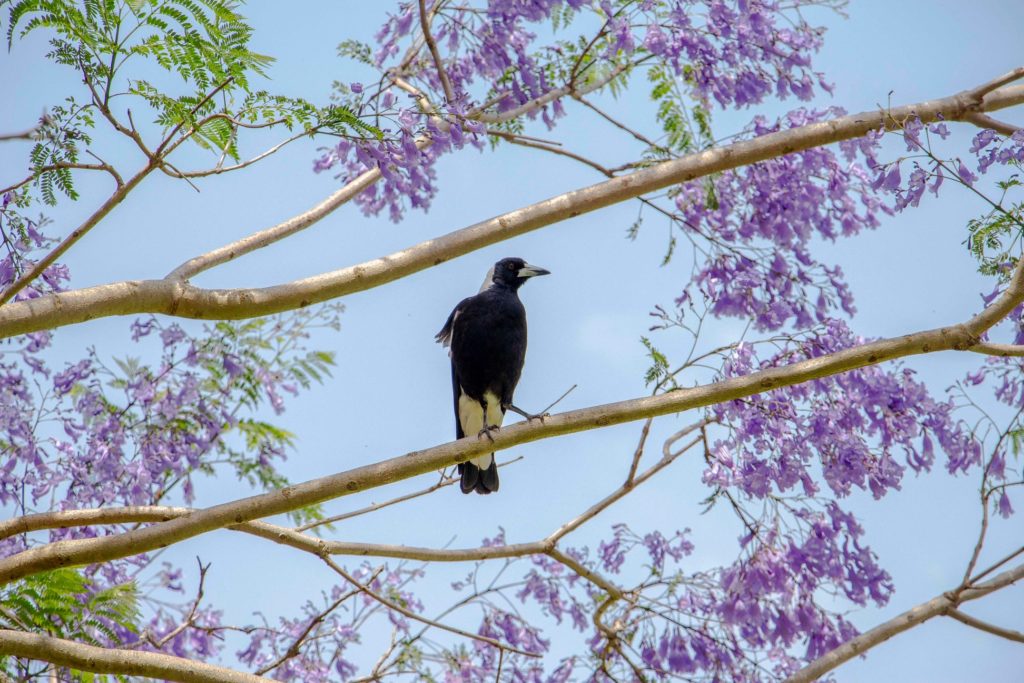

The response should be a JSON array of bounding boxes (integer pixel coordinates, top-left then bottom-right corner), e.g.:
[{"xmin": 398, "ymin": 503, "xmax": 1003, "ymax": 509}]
[
  {"xmin": 1, "ymin": 254, "xmax": 1020, "ymax": 585},
  {"xmin": 784, "ymin": 561, "xmax": 1024, "ymax": 683},
  {"xmin": 2, "ymin": 80, "xmax": 1022, "ymax": 339},
  {"xmin": 0, "ymin": 630, "xmax": 271, "ymax": 683},
  {"xmin": 163, "ymin": 63, "xmax": 628, "ymax": 283}
]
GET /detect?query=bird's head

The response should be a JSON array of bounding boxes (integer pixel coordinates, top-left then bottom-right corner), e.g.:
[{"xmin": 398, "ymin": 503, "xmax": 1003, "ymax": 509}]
[{"xmin": 490, "ymin": 257, "xmax": 551, "ymax": 291}]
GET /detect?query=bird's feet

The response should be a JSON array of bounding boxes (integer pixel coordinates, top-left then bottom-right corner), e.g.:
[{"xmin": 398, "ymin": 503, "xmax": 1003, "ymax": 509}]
[
  {"xmin": 478, "ymin": 424, "xmax": 498, "ymax": 442},
  {"xmin": 506, "ymin": 403, "xmax": 548, "ymax": 424}
]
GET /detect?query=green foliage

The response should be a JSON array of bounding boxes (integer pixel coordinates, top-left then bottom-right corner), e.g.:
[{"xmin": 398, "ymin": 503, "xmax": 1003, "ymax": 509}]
[
  {"xmin": 3, "ymin": 0, "xmax": 381, "ymax": 199},
  {"xmin": 640, "ymin": 336, "xmax": 670, "ymax": 387},
  {"xmin": 100, "ymin": 305, "xmax": 343, "ymax": 524},
  {"xmin": 337, "ymin": 38, "xmax": 372, "ymax": 65},
  {"xmin": 646, "ymin": 63, "xmax": 713, "ymax": 158},
  {"xmin": 0, "ymin": 569, "xmax": 139, "ymax": 681},
  {"xmin": 965, "ymin": 177, "xmax": 1023, "ymax": 279}
]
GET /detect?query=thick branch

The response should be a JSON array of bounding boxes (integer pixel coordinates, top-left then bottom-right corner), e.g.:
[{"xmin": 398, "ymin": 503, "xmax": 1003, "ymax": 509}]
[
  {"xmin": 784, "ymin": 561, "xmax": 1024, "ymax": 683},
  {"xmin": 0, "ymin": 630, "xmax": 270, "ymax": 683},
  {"xmin": 0, "ymin": 280, "xmax": 1016, "ymax": 584},
  {"xmin": 164, "ymin": 62, "xmax": 626, "ymax": 283},
  {"xmin": 3, "ymin": 81, "xmax": 1023, "ymax": 338}
]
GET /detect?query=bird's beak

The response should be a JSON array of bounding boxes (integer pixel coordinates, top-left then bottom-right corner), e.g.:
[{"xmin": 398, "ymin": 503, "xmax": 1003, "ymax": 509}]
[{"xmin": 518, "ymin": 264, "xmax": 551, "ymax": 278}]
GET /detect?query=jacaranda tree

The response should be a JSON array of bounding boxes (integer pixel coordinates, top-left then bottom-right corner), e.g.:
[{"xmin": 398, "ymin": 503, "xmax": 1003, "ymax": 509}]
[{"xmin": 1, "ymin": 1, "xmax": 1022, "ymax": 681}]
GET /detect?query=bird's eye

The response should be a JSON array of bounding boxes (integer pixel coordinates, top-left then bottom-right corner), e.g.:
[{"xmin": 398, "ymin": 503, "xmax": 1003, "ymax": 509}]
[{"xmin": 507, "ymin": 263, "xmax": 516, "ymax": 270}]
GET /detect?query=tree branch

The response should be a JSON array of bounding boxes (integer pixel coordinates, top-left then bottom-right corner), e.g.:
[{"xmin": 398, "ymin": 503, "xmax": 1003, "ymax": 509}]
[
  {"xmin": 0, "ymin": 630, "xmax": 271, "ymax": 683},
  {"xmin": 1, "ymin": 259, "xmax": 1020, "ymax": 585},
  {"xmin": 968, "ymin": 67, "xmax": 1024, "ymax": 100},
  {"xmin": 163, "ymin": 61, "xmax": 626, "ymax": 283},
  {"xmin": 783, "ymin": 561, "xmax": 1024, "ymax": 683},
  {"xmin": 962, "ymin": 112, "xmax": 1021, "ymax": 135},
  {"xmin": 321, "ymin": 557, "xmax": 542, "ymax": 658},
  {"xmin": 0, "ymin": 320, "xmax": 992, "ymax": 581},
  {"xmin": 0, "ymin": 127, "xmax": 39, "ymax": 142},
  {"xmin": 968, "ymin": 342, "xmax": 1024, "ymax": 357},
  {"xmin": 0, "ymin": 163, "xmax": 156, "ymax": 306},
  {"xmin": 418, "ymin": 0, "xmax": 455, "ymax": 104},
  {"xmin": 946, "ymin": 608, "xmax": 1024, "ymax": 644},
  {"xmin": 4, "ymin": 78, "xmax": 1022, "ymax": 337}
]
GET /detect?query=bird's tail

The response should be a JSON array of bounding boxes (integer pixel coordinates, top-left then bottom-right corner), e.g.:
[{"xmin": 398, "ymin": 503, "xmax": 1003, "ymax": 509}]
[{"xmin": 458, "ymin": 457, "xmax": 499, "ymax": 494}]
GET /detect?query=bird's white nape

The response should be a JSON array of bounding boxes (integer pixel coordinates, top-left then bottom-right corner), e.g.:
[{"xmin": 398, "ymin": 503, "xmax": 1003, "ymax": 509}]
[{"xmin": 478, "ymin": 265, "xmax": 496, "ymax": 293}]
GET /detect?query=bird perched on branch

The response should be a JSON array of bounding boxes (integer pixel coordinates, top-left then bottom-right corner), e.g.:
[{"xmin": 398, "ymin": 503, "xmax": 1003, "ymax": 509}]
[{"xmin": 436, "ymin": 257, "xmax": 551, "ymax": 494}]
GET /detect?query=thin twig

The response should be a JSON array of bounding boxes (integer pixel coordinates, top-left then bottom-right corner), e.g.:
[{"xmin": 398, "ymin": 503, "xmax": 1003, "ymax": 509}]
[
  {"xmin": 947, "ymin": 608, "xmax": 1024, "ymax": 644},
  {"xmin": 418, "ymin": 0, "xmax": 455, "ymax": 104},
  {"xmin": 624, "ymin": 418, "xmax": 654, "ymax": 486},
  {"xmin": 0, "ymin": 127, "xmax": 38, "ymax": 142},
  {"xmin": 321, "ymin": 557, "xmax": 541, "ymax": 658},
  {"xmin": 971, "ymin": 544, "xmax": 1024, "ymax": 584}
]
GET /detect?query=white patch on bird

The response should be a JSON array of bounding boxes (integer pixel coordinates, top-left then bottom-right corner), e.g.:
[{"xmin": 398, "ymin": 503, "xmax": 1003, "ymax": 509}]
[
  {"xmin": 478, "ymin": 266, "xmax": 496, "ymax": 292},
  {"xmin": 439, "ymin": 309, "xmax": 459, "ymax": 353},
  {"xmin": 458, "ymin": 388, "xmax": 504, "ymax": 468}
]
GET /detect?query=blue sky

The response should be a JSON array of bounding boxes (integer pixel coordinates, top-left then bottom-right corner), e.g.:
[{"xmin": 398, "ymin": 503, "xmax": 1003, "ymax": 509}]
[{"xmin": 3, "ymin": 1, "xmax": 1024, "ymax": 679}]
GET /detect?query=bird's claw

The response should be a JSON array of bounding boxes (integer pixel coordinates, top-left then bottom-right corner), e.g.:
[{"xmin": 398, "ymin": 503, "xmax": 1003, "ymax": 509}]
[
  {"xmin": 525, "ymin": 412, "xmax": 549, "ymax": 424},
  {"xmin": 478, "ymin": 424, "xmax": 498, "ymax": 442}
]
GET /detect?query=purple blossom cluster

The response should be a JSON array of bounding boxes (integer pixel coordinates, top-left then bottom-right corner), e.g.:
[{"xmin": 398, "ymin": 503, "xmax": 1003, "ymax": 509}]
[
  {"xmin": 0, "ymin": 192, "xmax": 71, "ymax": 302},
  {"xmin": 316, "ymin": 0, "xmax": 837, "ymax": 221},
  {"xmin": 872, "ymin": 121, "xmax": 1024, "ymax": 212},
  {"xmin": 234, "ymin": 562, "xmax": 431, "ymax": 681},
  {"xmin": 475, "ymin": 512, "xmax": 881, "ymax": 681},
  {"xmin": 236, "ymin": 592, "xmax": 362, "ymax": 681},
  {"xmin": 633, "ymin": 0, "xmax": 832, "ymax": 109},
  {"xmin": 707, "ymin": 319, "xmax": 979, "ymax": 502},
  {"xmin": 1, "ymin": 306, "xmax": 341, "ymax": 670},
  {"xmin": 676, "ymin": 108, "xmax": 886, "ymax": 331},
  {"xmin": 2, "ymin": 312, "xmax": 337, "ymax": 521}
]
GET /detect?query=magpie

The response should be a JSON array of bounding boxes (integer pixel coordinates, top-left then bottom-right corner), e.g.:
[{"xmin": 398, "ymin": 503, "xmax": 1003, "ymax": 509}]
[{"xmin": 436, "ymin": 257, "xmax": 551, "ymax": 494}]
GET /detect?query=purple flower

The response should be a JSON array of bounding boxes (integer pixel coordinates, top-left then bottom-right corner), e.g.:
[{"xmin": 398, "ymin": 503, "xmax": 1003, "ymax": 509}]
[
  {"xmin": 957, "ymin": 160, "xmax": 978, "ymax": 185},
  {"xmin": 997, "ymin": 492, "xmax": 1014, "ymax": 518}
]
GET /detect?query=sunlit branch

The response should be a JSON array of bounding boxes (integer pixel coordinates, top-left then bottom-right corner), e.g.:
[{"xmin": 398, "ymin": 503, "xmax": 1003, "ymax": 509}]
[
  {"xmin": 947, "ymin": 608, "xmax": 1024, "ymax": 644},
  {"xmin": 962, "ymin": 112, "xmax": 1021, "ymax": 135},
  {"xmin": 4, "ymin": 77, "xmax": 1021, "ymax": 337},
  {"xmin": 0, "ymin": 161, "xmax": 123, "ymax": 197},
  {"xmin": 969, "ymin": 66, "xmax": 1024, "ymax": 99},
  {"xmin": 0, "ymin": 163, "xmax": 156, "ymax": 306},
  {"xmin": 160, "ymin": 129, "xmax": 322, "ymax": 180},
  {"xmin": 164, "ymin": 63, "xmax": 627, "ymax": 283},
  {"xmin": 0, "ymin": 272, "xmax": 1019, "ymax": 584},
  {"xmin": 294, "ymin": 457, "xmax": 523, "ymax": 532},
  {"xmin": 784, "ymin": 561, "xmax": 1024, "ymax": 683},
  {"xmin": 0, "ymin": 127, "xmax": 39, "ymax": 142},
  {"xmin": 0, "ymin": 630, "xmax": 272, "ymax": 683},
  {"xmin": 967, "ymin": 341, "xmax": 1024, "ymax": 357}
]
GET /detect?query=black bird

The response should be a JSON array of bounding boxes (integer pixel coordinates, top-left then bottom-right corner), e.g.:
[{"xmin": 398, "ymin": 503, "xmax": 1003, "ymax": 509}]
[{"xmin": 436, "ymin": 257, "xmax": 551, "ymax": 494}]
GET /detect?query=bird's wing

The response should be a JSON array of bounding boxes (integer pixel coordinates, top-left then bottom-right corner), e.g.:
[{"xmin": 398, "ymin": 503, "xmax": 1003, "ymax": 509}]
[
  {"xmin": 451, "ymin": 360, "xmax": 465, "ymax": 439},
  {"xmin": 438, "ymin": 297, "xmax": 473, "ymax": 437},
  {"xmin": 435, "ymin": 297, "xmax": 471, "ymax": 349}
]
